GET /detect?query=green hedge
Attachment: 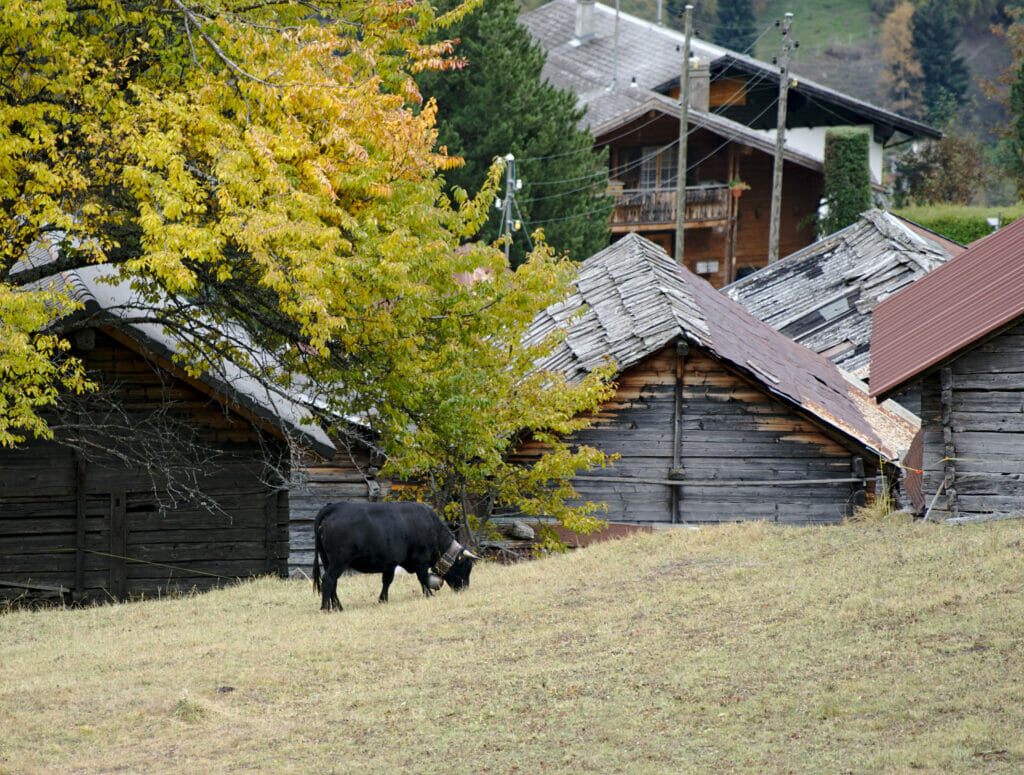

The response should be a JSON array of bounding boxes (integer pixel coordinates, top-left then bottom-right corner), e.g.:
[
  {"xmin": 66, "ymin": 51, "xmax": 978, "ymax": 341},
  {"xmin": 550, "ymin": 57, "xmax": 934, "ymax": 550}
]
[
  {"xmin": 891, "ymin": 205, "xmax": 1024, "ymax": 245},
  {"xmin": 822, "ymin": 128, "xmax": 872, "ymax": 235}
]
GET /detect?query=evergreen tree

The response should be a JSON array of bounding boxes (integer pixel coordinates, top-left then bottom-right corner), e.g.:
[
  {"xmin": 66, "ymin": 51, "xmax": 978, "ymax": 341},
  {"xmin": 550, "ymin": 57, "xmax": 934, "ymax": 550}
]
[
  {"xmin": 911, "ymin": 0, "xmax": 970, "ymax": 122},
  {"xmin": 713, "ymin": 0, "xmax": 757, "ymax": 53},
  {"xmin": 417, "ymin": 0, "xmax": 611, "ymax": 266}
]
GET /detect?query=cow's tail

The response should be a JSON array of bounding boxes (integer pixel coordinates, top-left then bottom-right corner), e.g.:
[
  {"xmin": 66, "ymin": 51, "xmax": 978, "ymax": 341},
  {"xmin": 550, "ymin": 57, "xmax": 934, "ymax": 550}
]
[{"xmin": 312, "ymin": 505, "xmax": 328, "ymax": 594}]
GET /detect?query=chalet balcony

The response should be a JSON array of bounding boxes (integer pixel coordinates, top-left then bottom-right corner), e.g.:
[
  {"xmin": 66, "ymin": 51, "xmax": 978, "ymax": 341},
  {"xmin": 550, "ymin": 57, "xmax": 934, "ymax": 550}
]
[{"xmin": 608, "ymin": 183, "xmax": 731, "ymax": 230}]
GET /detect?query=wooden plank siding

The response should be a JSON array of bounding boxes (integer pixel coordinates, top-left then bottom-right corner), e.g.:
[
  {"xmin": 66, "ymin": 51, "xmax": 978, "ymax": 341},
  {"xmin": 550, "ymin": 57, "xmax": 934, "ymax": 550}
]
[
  {"xmin": 919, "ymin": 320, "xmax": 1024, "ymax": 522},
  {"xmin": 0, "ymin": 329, "xmax": 291, "ymax": 604},
  {"xmin": 678, "ymin": 350, "xmax": 863, "ymax": 524},
  {"xmin": 515, "ymin": 345, "xmax": 873, "ymax": 527},
  {"xmin": 287, "ymin": 444, "xmax": 390, "ymax": 576},
  {"xmin": 731, "ymin": 157, "xmax": 822, "ymax": 278},
  {"xmin": 601, "ymin": 115, "xmax": 823, "ymax": 288}
]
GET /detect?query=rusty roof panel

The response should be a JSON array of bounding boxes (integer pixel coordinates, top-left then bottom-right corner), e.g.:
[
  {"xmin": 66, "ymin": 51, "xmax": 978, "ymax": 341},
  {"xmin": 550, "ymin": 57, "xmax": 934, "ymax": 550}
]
[{"xmin": 870, "ymin": 216, "xmax": 1024, "ymax": 397}]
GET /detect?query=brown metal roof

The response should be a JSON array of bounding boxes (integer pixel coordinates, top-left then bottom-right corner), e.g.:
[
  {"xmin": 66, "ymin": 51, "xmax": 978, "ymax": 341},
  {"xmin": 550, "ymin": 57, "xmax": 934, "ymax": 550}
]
[
  {"xmin": 870, "ymin": 216, "xmax": 1024, "ymax": 398},
  {"xmin": 528, "ymin": 233, "xmax": 918, "ymax": 461}
]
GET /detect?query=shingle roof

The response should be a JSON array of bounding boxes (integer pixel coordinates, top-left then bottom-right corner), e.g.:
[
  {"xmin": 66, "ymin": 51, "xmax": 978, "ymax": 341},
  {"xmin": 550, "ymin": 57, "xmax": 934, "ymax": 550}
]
[
  {"xmin": 597, "ymin": 94, "xmax": 824, "ymax": 171},
  {"xmin": 528, "ymin": 232, "xmax": 918, "ymax": 460},
  {"xmin": 870, "ymin": 216, "xmax": 1024, "ymax": 398},
  {"xmin": 34, "ymin": 263, "xmax": 335, "ymax": 457},
  {"xmin": 520, "ymin": 0, "xmax": 940, "ymax": 140},
  {"xmin": 724, "ymin": 210, "xmax": 961, "ymax": 379}
]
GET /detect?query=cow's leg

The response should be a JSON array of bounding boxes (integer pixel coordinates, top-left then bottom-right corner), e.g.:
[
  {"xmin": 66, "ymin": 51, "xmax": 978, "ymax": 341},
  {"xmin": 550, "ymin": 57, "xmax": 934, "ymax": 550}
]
[
  {"xmin": 321, "ymin": 563, "xmax": 343, "ymax": 612},
  {"xmin": 416, "ymin": 569, "xmax": 434, "ymax": 597},
  {"xmin": 379, "ymin": 567, "xmax": 395, "ymax": 603}
]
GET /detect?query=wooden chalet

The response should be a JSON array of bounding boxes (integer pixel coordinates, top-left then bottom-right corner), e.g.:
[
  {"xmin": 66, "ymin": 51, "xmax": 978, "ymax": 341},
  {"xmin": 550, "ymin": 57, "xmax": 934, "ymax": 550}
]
[
  {"xmin": 871, "ymin": 216, "xmax": 1024, "ymax": 524},
  {"xmin": 520, "ymin": 0, "xmax": 940, "ymax": 286},
  {"xmin": 0, "ymin": 264, "xmax": 334, "ymax": 604},
  {"xmin": 520, "ymin": 233, "xmax": 917, "ymax": 526}
]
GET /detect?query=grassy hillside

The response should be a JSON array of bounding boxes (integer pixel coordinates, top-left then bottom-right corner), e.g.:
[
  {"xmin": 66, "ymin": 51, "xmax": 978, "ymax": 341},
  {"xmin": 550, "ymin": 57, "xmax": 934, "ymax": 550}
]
[{"xmin": 3, "ymin": 518, "xmax": 1024, "ymax": 773}]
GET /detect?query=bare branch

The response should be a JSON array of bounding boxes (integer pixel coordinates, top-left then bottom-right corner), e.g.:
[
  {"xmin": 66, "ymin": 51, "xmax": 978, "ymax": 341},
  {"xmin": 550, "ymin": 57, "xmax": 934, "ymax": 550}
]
[{"xmin": 170, "ymin": 0, "xmax": 285, "ymax": 89}]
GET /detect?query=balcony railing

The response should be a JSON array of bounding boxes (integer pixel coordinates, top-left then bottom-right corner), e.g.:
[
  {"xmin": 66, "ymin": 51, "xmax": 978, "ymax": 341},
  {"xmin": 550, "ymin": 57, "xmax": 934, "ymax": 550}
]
[{"xmin": 608, "ymin": 184, "xmax": 731, "ymax": 228}]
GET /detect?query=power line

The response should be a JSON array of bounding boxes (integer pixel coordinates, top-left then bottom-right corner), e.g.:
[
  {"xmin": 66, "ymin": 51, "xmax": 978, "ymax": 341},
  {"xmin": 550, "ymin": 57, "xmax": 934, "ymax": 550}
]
[
  {"xmin": 513, "ymin": 34, "xmax": 777, "ymax": 165},
  {"xmin": 523, "ymin": 93, "xmax": 783, "ymax": 227},
  {"xmin": 521, "ymin": 65, "xmax": 776, "ymax": 188},
  {"xmin": 526, "ymin": 89, "xmax": 781, "ymax": 207}
]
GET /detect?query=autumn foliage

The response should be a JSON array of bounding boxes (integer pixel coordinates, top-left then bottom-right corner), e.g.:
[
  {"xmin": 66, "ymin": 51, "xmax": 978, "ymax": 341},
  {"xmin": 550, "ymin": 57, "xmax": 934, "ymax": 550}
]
[{"xmin": 1, "ymin": 0, "xmax": 616, "ymax": 534}]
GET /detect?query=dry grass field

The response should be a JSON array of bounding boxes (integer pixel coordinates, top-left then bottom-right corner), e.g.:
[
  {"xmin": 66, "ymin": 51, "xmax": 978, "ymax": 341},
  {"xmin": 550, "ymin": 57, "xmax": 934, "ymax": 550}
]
[{"xmin": 2, "ymin": 518, "xmax": 1024, "ymax": 774}]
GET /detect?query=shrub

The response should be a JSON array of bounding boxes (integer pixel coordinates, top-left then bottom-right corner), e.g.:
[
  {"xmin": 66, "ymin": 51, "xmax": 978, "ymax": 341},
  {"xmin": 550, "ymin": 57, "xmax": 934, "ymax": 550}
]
[
  {"xmin": 893, "ymin": 205, "xmax": 1024, "ymax": 244},
  {"xmin": 822, "ymin": 128, "xmax": 872, "ymax": 235}
]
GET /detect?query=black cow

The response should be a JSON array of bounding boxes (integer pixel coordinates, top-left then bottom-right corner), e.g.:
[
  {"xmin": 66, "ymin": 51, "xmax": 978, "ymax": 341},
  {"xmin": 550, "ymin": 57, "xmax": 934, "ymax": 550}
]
[{"xmin": 312, "ymin": 501, "xmax": 478, "ymax": 611}]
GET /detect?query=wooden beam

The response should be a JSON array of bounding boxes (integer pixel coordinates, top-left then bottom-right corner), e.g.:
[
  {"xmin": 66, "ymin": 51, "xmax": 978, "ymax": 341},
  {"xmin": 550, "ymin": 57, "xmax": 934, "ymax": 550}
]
[
  {"xmin": 576, "ymin": 474, "xmax": 868, "ymax": 487},
  {"xmin": 671, "ymin": 340, "xmax": 688, "ymax": 523},
  {"xmin": 109, "ymin": 490, "xmax": 127, "ymax": 600},
  {"xmin": 74, "ymin": 452, "xmax": 87, "ymax": 598},
  {"xmin": 940, "ymin": 365, "xmax": 959, "ymax": 520},
  {"xmin": 851, "ymin": 456, "xmax": 866, "ymax": 509}
]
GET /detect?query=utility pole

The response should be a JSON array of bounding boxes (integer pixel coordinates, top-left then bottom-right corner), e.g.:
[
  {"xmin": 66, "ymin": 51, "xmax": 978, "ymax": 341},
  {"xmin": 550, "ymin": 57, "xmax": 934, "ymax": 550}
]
[
  {"xmin": 498, "ymin": 153, "xmax": 517, "ymax": 262},
  {"xmin": 495, "ymin": 154, "xmax": 528, "ymax": 262},
  {"xmin": 674, "ymin": 4, "xmax": 693, "ymax": 266},
  {"xmin": 767, "ymin": 12, "xmax": 794, "ymax": 264}
]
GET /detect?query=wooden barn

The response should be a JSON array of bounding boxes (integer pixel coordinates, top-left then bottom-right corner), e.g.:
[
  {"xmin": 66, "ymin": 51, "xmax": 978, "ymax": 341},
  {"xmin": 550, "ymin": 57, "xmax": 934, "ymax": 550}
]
[
  {"xmin": 0, "ymin": 265, "xmax": 334, "ymax": 604},
  {"xmin": 520, "ymin": 233, "xmax": 917, "ymax": 525},
  {"xmin": 723, "ymin": 210, "xmax": 962, "ymax": 513},
  {"xmin": 871, "ymin": 216, "xmax": 1024, "ymax": 524},
  {"xmin": 287, "ymin": 428, "xmax": 390, "ymax": 576}
]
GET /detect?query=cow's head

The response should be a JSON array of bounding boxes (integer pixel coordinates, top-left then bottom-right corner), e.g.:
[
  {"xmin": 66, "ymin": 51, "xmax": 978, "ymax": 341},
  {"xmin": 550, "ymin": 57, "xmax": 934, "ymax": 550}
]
[
  {"xmin": 443, "ymin": 552, "xmax": 475, "ymax": 591},
  {"xmin": 434, "ymin": 540, "xmax": 479, "ymax": 591}
]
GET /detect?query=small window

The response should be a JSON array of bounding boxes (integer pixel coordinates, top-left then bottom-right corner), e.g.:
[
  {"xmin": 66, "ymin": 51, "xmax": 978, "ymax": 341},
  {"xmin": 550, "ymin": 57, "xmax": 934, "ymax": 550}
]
[
  {"xmin": 639, "ymin": 148, "xmax": 659, "ymax": 190},
  {"xmin": 695, "ymin": 260, "xmax": 719, "ymax": 275}
]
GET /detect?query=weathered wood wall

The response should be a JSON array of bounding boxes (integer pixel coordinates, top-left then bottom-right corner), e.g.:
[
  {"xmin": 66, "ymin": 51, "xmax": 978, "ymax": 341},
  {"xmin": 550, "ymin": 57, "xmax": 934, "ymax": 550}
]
[
  {"xmin": 288, "ymin": 444, "xmax": 389, "ymax": 576},
  {"xmin": 679, "ymin": 350, "xmax": 866, "ymax": 524},
  {"xmin": 0, "ymin": 328, "xmax": 290, "ymax": 604},
  {"xmin": 516, "ymin": 345, "xmax": 872, "ymax": 525},
  {"xmin": 601, "ymin": 115, "xmax": 822, "ymax": 288},
  {"xmin": 920, "ymin": 320, "xmax": 1024, "ymax": 522}
]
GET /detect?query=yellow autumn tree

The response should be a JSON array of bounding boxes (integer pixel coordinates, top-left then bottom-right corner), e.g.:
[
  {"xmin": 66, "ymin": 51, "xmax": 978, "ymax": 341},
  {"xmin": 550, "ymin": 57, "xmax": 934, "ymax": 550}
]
[
  {"xmin": 880, "ymin": 2, "xmax": 924, "ymax": 118},
  {"xmin": 1, "ymin": 0, "xmax": 616, "ymax": 534}
]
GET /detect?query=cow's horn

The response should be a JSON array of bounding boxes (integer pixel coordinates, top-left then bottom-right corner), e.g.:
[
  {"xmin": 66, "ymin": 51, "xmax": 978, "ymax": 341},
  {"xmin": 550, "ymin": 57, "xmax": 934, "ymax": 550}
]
[{"xmin": 461, "ymin": 548, "xmax": 481, "ymax": 560}]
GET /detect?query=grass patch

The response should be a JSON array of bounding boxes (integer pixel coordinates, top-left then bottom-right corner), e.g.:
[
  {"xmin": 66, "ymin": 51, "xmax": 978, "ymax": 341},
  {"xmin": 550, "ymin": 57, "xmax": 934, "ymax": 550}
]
[
  {"xmin": 2, "ymin": 519, "xmax": 1024, "ymax": 773},
  {"xmin": 754, "ymin": 0, "xmax": 875, "ymax": 59}
]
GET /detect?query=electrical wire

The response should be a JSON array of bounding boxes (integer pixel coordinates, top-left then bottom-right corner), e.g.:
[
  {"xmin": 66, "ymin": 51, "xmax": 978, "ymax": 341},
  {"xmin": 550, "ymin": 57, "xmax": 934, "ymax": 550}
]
[
  {"xmin": 525, "ymin": 87, "xmax": 781, "ymax": 207},
  {"xmin": 494, "ymin": 20, "xmax": 796, "ymax": 229},
  {"xmin": 513, "ymin": 28, "xmax": 779, "ymax": 165},
  {"xmin": 522, "ymin": 91, "xmax": 783, "ymax": 228},
  {"xmin": 522, "ymin": 66, "xmax": 776, "ymax": 189}
]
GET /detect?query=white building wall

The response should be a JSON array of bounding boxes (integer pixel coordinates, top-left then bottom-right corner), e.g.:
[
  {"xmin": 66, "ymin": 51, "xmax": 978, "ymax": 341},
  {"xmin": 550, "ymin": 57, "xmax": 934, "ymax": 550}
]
[{"xmin": 753, "ymin": 125, "xmax": 884, "ymax": 185}]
